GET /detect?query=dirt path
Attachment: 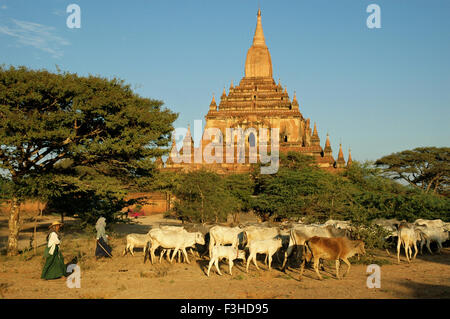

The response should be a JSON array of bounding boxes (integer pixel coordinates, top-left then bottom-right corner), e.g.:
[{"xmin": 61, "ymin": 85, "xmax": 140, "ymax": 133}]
[{"xmin": 0, "ymin": 214, "xmax": 449, "ymax": 299}]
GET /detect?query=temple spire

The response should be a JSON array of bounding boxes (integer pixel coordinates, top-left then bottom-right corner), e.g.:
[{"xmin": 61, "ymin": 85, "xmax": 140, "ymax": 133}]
[
  {"xmin": 336, "ymin": 143, "xmax": 346, "ymax": 168},
  {"xmin": 324, "ymin": 133, "xmax": 333, "ymax": 156},
  {"xmin": 292, "ymin": 91, "xmax": 298, "ymax": 103},
  {"xmin": 311, "ymin": 122, "xmax": 320, "ymax": 146},
  {"xmin": 245, "ymin": 8, "xmax": 273, "ymax": 78},
  {"xmin": 338, "ymin": 143, "xmax": 344, "ymax": 160},
  {"xmin": 209, "ymin": 93, "xmax": 217, "ymax": 111},
  {"xmin": 347, "ymin": 148, "xmax": 353, "ymax": 167},
  {"xmin": 253, "ymin": 8, "xmax": 266, "ymax": 47}
]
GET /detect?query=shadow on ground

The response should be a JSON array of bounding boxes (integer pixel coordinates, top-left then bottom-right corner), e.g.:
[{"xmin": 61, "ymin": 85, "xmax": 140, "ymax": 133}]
[{"xmin": 392, "ymin": 279, "xmax": 450, "ymax": 298}]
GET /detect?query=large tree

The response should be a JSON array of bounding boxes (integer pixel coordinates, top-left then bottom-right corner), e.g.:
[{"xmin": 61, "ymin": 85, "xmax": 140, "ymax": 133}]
[
  {"xmin": 375, "ymin": 147, "xmax": 450, "ymax": 196},
  {"xmin": 0, "ymin": 66, "xmax": 177, "ymax": 255},
  {"xmin": 171, "ymin": 170, "xmax": 239, "ymax": 223}
]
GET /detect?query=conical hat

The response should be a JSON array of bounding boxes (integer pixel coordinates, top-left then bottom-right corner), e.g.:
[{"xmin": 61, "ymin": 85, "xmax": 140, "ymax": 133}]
[{"xmin": 48, "ymin": 221, "xmax": 63, "ymax": 228}]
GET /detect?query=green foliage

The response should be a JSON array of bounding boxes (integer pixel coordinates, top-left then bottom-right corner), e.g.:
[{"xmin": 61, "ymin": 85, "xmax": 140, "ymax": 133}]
[
  {"xmin": 171, "ymin": 170, "xmax": 240, "ymax": 223},
  {"xmin": 0, "ymin": 176, "xmax": 12, "ymax": 201},
  {"xmin": 0, "ymin": 65, "xmax": 177, "ymax": 228},
  {"xmin": 375, "ymin": 147, "xmax": 450, "ymax": 196}
]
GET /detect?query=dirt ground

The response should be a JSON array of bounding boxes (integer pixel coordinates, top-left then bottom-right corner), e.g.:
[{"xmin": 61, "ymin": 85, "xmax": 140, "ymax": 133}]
[{"xmin": 0, "ymin": 213, "xmax": 449, "ymax": 299}]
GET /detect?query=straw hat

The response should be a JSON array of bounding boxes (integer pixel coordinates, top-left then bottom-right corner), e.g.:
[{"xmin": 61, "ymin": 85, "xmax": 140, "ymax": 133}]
[{"xmin": 48, "ymin": 221, "xmax": 64, "ymax": 228}]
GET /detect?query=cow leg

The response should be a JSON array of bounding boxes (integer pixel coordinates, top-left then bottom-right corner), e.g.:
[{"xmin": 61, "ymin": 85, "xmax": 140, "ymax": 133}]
[
  {"xmin": 437, "ymin": 241, "xmax": 443, "ymax": 254},
  {"xmin": 207, "ymin": 259, "xmax": 214, "ymax": 277},
  {"xmin": 246, "ymin": 253, "xmax": 258, "ymax": 272},
  {"xmin": 215, "ymin": 259, "xmax": 222, "ymax": 276},
  {"xmin": 246, "ymin": 254, "xmax": 251, "ymax": 273},
  {"xmin": 189, "ymin": 247, "xmax": 196, "ymax": 259},
  {"xmin": 404, "ymin": 242, "xmax": 410, "ymax": 263},
  {"xmin": 342, "ymin": 258, "xmax": 351, "ymax": 277},
  {"xmin": 396, "ymin": 237, "xmax": 402, "ymax": 264},
  {"xmin": 159, "ymin": 249, "xmax": 167, "ymax": 263},
  {"xmin": 335, "ymin": 259, "xmax": 341, "ymax": 280},
  {"xmin": 229, "ymin": 260, "xmax": 233, "ymax": 276},
  {"xmin": 130, "ymin": 246, "xmax": 135, "ymax": 257},
  {"xmin": 299, "ymin": 257, "xmax": 306, "ymax": 280},
  {"xmin": 313, "ymin": 257, "xmax": 323, "ymax": 280},
  {"xmin": 150, "ymin": 242, "xmax": 159, "ymax": 265},
  {"xmin": 426, "ymin": 240, "xmax": 433, "ymax": 255},
  {"xmin": 208, "ymin": 241, "xmax": 214, "ymax": 260},
  {"xmin": 268, "ymin": 254, "xmax": 273, "ymax": 271},
  {"xmin": 385, "ymin": 248, "xmax": 391, "ymax": 257},
  {"xmin": 182, "ymin": 248, "xmax": 190, "ymax": 264},
  {"xmin": 253, "ymin": 255, "xmax": 260, "ymax": 270},
  {"xmin": 413, "ymin": 242, "xmax": 419, "ymax": 260},
  {"xmin": 281, "ymin": 253, "xmax": 288, "ymax": 271},
  {"xmin": 170, "ymin": 247, "xmax": 179, "ymax": 263}
]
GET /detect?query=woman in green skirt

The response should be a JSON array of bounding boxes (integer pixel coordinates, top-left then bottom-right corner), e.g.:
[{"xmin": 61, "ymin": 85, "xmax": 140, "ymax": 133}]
[{"xmin": 41, "ymin": 221, "xmax": 67, "ymax": 280}]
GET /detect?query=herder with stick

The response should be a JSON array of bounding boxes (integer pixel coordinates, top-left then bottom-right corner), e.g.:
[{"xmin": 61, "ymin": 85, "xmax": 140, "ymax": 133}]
[
  {"xmin": 41, "ymin": 221, "xmax": 67, "ymax": 280},
  {"xmin": 95, "ymin": 216, "xmax": 112, "ymax": 258}
]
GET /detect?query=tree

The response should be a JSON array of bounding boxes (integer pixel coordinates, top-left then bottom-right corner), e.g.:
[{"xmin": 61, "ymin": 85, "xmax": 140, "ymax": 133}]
[
  {"xmin": 375, "ymin": 147, "xmax": 450, "ymax": 196},
  {"xmin": 0, "ymin": 66, "xmax": 177, "ymax": 255},
  {"xmin": 172, "ymin": 170, "xmax": 239, "ymax": 223}
]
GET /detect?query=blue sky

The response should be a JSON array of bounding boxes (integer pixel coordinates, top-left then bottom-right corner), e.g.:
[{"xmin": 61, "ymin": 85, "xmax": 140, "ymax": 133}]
[{"xmin": 0, "ymin": 0, "xmax": 449, "ymax": 162}]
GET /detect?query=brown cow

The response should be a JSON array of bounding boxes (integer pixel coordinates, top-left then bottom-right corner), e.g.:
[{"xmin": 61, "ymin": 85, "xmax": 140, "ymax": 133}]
[{"xmin": 299, "ymin": 236, "xmax": 366, "ymax": 280}]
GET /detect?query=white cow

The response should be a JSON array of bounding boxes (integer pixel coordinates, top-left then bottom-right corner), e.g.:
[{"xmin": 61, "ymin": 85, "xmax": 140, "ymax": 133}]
[
  {"xmin": 123, "ymin": 233, "xmax": 150, "ymax": 256},
  {"xmin": 414, "ymin": 219, "xmax": 446, "ymax": 228},
  {"xmin": 415, "ymin": 225, "xmax": 449, "ymax": 255},
  {"xmin": 243, "ymin": 226, "xmax": 280, "ymax": 247},
  {"xmin": 208, "ymin": 225, "xmax": 244, "ymax": 258},
  {"xmin": 146, "ymin": 228, "xmax": 205, "ymax": 264},
  {"xmin": 246, "ymin": 237, "xmax": 283, "ymax": 272},
  {"xmin": 372, "ymin": 218, "xmax": 401, "ymax": 238},
  {"xmin": 324, "ymin": 219, "xmax": 355, "ymax": 232},
  {"xmin": 396, "ymin": 222, "xmax": 426, "ymax": 263},
  {"xmin": 207, "ymin": 245, "xmax": 246, "ymax": 276}
]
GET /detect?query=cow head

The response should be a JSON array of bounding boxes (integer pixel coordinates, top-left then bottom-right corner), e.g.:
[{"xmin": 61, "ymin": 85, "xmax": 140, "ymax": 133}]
[
  {"xmin": 356, "ymin": 240, "xmax": 366, "ymax": 256},
  {"xmin": 195, "ymin": 232, "xmax": 205, "ymax": 245}
]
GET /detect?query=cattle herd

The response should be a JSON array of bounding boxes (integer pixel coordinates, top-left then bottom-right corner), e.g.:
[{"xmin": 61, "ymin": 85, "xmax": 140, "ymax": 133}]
[{"xmin": 122, "ymin": 218, "xmax": 450, "ymax": 281}]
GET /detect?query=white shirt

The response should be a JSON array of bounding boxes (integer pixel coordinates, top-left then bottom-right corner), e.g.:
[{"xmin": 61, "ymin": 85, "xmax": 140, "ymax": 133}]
[{"xmin": 47, "ymin": 232, "xmax": 60, "ymax": 255}]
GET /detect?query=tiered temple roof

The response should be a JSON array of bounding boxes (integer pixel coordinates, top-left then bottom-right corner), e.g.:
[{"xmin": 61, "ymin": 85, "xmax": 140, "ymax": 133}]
[{"xmin": 164, "ymin": 9, "xmax": 351, "ymax": 173}]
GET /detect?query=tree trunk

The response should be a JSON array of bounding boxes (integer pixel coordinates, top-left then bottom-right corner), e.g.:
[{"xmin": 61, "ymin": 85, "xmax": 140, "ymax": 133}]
[{"xmin": 7, "ymin": 197, "xmax": 21, "ymax": 256}]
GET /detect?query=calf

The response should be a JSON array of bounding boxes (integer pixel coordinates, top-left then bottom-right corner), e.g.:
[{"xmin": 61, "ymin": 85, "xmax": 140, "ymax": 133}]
[
  {"xmin": 208, "ymin": 225, "xmax": 244, "ymax": 259},
  {"xmin": 207, "ymin": 245, "xmax": 246, "ymax": 276},
  {"xmin": 123, "ymin": 233, "xmax": 150, "ymax": 256},
  {"xmin": 246, "ymin": 237, "xmax": 283, "ymax": 272},
  {"xmin": 299, "ymin": 236, "xmax": 365, "ymax": 280}
]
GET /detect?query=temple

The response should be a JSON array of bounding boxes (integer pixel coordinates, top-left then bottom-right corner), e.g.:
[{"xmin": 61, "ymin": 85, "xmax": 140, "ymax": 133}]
[{"xmin": 163, "ymin": 9, "xmax": 351, "ymax": 173}]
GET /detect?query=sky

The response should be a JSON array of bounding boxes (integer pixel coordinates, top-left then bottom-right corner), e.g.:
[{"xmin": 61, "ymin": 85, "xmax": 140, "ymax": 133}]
[{"xmin": 0, "ymin": 0, "xmax": 449, "ymax": 162}]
